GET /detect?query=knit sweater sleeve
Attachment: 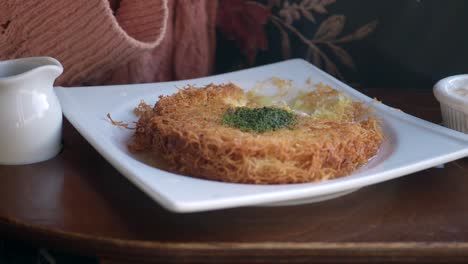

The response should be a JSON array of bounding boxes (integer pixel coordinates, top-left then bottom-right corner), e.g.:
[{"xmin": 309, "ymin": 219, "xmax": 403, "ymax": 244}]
[{"xmin": 0, "ymin": 0, "xmax": 167, "ymax": 86}]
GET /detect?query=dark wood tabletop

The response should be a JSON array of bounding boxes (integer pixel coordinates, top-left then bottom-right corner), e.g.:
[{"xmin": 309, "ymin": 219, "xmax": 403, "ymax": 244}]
[{"xmin": 1, "ymin": 90, "xmax": 468, "ymax": 263}]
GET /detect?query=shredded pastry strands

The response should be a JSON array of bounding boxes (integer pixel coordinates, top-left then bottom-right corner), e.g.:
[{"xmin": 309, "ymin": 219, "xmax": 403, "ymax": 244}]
[
  {"xmin": 133, "ymin": 100, "xmax": 152, "ymax": 117},
  {"xmin": 106, "ymin": 113, "xmax": 135, "ymax": 129},
  {"xmin": 128, "ymin": 81, "xmax": 384, "ymax": 184}
]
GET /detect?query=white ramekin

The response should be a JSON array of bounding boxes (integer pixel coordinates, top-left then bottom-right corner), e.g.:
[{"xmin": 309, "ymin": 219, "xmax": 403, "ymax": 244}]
[{"xmin": 434, "ymin": 75, "xmax": 468, "ymax": 134}]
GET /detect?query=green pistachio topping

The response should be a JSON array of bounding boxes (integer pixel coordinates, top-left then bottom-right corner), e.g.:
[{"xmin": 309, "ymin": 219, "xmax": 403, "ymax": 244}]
[{"xmin": 222, "ymin": 107, "xmax": 297, "ymax": 133}]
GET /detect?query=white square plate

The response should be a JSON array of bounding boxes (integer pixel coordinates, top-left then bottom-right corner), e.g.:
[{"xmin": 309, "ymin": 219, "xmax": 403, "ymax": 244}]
[{"xmin": 56, "ymin": 59, "xmax": 468, "ymax": 213}]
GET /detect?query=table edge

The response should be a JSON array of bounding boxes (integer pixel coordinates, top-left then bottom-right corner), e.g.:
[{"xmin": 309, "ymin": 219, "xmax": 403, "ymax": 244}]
[{"xmin": 3, "ymin": 216, "xmax": 468, "ymax": 262}]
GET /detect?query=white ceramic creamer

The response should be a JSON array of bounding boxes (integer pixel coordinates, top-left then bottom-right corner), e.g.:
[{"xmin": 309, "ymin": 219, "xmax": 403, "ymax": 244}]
[{"xmin": 0, "ymin": 57, "xmax": 63, "ymax": 165}]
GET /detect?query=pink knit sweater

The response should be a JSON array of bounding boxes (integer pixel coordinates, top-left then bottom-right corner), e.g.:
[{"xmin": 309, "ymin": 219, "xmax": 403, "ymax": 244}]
[{"xmin": 0, "ymin": 0, "xmax": 217, "ymax": 86}]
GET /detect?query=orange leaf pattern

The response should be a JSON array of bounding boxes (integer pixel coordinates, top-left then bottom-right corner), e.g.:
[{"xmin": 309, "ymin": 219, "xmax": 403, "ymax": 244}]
[{"xmin": 217, "ymin": 0, "xmax": 378, "ymax": 79}]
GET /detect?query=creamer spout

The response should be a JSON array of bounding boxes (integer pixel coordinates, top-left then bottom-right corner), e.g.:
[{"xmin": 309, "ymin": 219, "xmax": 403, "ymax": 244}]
[{"xmin": 0, "ymin": 57, "xmax": 63, "ymax": 88}]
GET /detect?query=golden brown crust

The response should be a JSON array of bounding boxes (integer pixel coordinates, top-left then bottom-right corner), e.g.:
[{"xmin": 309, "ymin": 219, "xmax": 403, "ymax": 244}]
[{"xmin": 129, "ymin": 83, "xmax": 384, "ymax": 184}]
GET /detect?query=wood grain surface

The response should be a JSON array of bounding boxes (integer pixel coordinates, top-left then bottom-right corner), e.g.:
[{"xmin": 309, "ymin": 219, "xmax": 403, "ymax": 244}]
[{"xmin": 0, "ymin": 90, "xmax": 467, "ymax": 263}]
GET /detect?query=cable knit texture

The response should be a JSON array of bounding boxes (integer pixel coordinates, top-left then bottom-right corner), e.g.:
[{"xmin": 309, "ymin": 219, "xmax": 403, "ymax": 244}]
[
  {"xmin": 0, "ymin": 0, "xmax": 216, "ymax": 86},
  {"xmin": 103, "ymin": 0, "xmax": 218, "ymax": 85}
]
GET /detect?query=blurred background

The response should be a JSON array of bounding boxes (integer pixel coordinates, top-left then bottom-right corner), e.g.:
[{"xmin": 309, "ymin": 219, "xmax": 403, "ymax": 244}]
[{"xmin": 216, "ymin": 0, "xmax": 468, "ymax": 90}]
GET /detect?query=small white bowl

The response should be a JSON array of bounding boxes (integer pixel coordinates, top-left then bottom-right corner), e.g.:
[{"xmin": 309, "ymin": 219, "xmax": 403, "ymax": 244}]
[{"xmin": 434, "ymin": 75, "xmax": 468, "ymax": 134}]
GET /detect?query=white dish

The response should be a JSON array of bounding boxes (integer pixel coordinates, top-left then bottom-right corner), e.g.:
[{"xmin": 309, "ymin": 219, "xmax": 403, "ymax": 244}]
[
  {"xmin": 56, "ymin": 59, "xmax": 468, "ymax": 213},
  {"xmin": 434, "ymin": 75, "xmax": 468, "ymax": 134}
]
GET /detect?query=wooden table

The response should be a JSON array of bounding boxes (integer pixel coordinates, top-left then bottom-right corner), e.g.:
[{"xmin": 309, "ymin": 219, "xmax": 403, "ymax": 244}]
[{"xmin": 1, "ymin": 90, "xmax": 467, "ymax": 263}]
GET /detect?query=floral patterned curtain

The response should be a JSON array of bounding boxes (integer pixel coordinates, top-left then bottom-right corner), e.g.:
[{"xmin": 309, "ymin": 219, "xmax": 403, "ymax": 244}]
[{"xmin": 216, "ymin": 0, "xmax": 468, "ymax": 90}]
